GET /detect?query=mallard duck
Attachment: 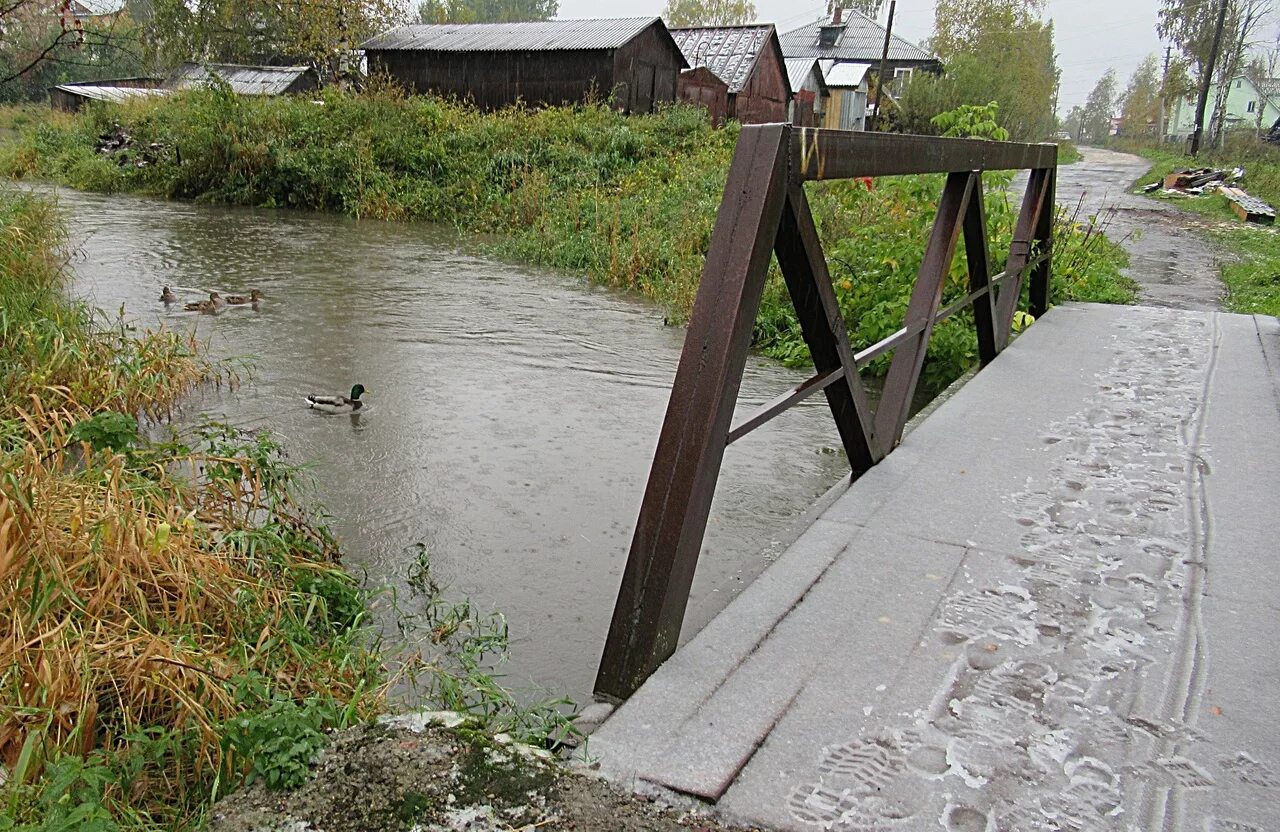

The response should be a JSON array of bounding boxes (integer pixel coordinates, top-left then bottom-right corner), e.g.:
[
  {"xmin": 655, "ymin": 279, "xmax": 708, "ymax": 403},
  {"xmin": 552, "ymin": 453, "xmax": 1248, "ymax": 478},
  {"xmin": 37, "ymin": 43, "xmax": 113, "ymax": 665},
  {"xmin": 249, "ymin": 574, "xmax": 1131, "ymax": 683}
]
[
  {"xmin": 184, "ymin": 292, "xmax": 223, "ymax": 313},
  {"xmin": 160, "ymin": 286, "xmax": 178, "ymax": 303},
  {"xmin": 225, "ymin": 289, "xmax": 263, "ymax": 305},
  {"xmin": 305, "ymin": 384, "xmax": 367, "ymax": 414}
]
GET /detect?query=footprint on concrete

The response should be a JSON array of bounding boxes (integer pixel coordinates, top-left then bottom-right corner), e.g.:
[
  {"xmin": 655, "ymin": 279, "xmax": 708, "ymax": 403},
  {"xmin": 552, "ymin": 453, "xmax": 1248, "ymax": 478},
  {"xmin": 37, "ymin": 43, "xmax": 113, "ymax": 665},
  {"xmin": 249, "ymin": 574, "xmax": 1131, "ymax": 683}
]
[
  {"xmin": 1220, "ymin": 752, "xmax": 1280, "ymax": 788},
  {"xmin": 787, "ymin": 784, "xmax": 916, "ymax": 831}
]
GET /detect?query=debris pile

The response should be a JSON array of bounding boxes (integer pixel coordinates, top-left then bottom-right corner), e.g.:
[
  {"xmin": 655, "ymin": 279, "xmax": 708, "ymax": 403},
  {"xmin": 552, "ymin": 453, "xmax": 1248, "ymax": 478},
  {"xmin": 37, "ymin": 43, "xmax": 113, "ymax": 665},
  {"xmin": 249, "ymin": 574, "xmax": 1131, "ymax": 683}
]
[
  {"xmin": 1141, "ymin": 165, "xmax": 1276, "ymax": 224},
  {"xmin": 1220, "ymin": 186, "xmax": 1277, "ymax": 224},
  {"xmin": 95, "ymin": 123, "xmax": 167, "ymax": 168}
]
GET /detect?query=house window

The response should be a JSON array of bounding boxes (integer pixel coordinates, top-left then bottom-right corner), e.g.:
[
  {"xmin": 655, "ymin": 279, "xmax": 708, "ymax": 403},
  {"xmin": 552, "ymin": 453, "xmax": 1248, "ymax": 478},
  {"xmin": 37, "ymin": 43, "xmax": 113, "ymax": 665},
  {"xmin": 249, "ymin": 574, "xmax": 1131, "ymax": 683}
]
[
  {"xmin": 1249, "ymin": 100, "xmax": 1257, "ymax": 113},
  {"xmin": 892, "ymin": 67, "xmax": 913, "ymax": 93},
  {"xmin": 1237, "ymin": 79, "xmax": 1243, "ymax": 88}
]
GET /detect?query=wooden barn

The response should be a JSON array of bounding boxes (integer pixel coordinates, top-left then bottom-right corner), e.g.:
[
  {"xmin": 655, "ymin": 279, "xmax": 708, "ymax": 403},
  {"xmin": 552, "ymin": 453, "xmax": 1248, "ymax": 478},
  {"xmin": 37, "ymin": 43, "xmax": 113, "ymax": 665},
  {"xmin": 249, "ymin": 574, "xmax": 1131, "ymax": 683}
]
[
  {"xmin": 361, "ymin": 18, "xmax": 686, "ymax": 113},
  {"xmin": 669, "ymin": 24, "xmax": 790, "ymax": 125}
]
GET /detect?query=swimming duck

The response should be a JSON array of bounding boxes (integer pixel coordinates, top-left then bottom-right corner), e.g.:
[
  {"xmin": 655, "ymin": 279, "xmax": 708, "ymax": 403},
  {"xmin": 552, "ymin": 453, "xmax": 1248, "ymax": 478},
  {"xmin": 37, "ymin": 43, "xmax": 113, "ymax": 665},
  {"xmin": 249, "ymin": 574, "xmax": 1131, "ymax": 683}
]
[
  {"xmin": 305, "ymin": 384, "xmax": 367, "ymax": 414},
  {"xmin": 160, "ymin": 286, "xmax": 178, "ymax": 303},
  {"xmin": 184, "ymin": 292, "xmax": 223, "ymax": 313},
  {"xmin": 225, "ymin": 289, "xmax": 263, "ymax": 305}
]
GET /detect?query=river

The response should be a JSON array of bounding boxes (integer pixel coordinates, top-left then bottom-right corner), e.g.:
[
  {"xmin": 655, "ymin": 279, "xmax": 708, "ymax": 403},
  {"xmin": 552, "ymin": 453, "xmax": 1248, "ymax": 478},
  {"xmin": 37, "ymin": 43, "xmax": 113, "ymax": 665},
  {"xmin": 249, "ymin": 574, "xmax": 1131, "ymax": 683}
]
[{"xmin": 51, "ymin": 186, "xmax": 850, "ymax": 704}]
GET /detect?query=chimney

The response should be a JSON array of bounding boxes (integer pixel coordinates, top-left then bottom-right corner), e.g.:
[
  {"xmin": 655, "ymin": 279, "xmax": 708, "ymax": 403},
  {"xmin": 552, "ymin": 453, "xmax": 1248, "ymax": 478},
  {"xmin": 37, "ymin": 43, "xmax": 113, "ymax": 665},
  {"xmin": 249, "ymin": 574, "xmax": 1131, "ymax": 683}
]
[{"xmin": 833, "ymin": 6, "xmax": 842, "ymax": 24}]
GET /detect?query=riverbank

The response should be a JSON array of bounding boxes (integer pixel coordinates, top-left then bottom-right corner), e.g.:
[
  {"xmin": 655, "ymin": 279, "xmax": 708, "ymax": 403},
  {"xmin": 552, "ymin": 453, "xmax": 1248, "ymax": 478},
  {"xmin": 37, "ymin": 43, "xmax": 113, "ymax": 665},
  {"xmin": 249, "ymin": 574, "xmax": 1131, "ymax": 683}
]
[
  {"xmin": 1, "ymin": 89, "xmax": 1134, "ymax": 394},
  {"xmin": 0, "ymin": 188, "xmax": 388, "ymax": 827},
  {"xmin": 1, "ymin": 186, "xmax": 779, "ymax": 831},
  {"xmin": 1117, "ymin": 137, "xmax": 1280, "ymax": 316}
]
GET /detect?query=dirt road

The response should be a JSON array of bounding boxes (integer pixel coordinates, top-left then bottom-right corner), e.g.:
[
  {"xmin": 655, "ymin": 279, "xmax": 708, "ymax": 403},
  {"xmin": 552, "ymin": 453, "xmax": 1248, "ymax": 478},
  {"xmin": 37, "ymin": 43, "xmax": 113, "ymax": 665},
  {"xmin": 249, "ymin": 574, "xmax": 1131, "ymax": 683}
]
[{"xmin": 1055, "ymin": 145, "xmax": 1224, "ymax": 310}]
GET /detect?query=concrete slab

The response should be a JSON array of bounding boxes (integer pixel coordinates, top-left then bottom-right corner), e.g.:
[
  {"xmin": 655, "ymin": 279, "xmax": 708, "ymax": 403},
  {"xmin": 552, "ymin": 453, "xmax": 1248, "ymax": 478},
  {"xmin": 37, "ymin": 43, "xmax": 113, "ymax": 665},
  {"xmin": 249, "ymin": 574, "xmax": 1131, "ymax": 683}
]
[{"xmin": 584, "ymin": 304, "xmax": 1280, "ymax": 832}]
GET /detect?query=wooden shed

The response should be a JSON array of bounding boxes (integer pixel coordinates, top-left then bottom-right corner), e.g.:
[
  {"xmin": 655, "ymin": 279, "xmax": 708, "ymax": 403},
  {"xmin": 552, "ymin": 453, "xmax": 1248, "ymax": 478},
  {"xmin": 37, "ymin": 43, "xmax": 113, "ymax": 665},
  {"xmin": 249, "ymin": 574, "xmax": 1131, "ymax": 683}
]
[
  {"xmin": 49, "ymin": 77, "xmax": 166, "ymax": 113},
  {"xmin": 669, "ymin": 24, "xmax": 790, "ymax": 125},
  {"xmin": 168, "ymin": 63, "xmax": 319, "ymax": 96},
  {"xmin": 361, "ymin": 18, "xmax": 686, "ymax": 113},
  {"xmin": 677, "ymin": 66, "xmax": 729, "ymax": 126},
  {"xmin": 784, "ymin": 57, "xmax": 827, "ymax": 127}
]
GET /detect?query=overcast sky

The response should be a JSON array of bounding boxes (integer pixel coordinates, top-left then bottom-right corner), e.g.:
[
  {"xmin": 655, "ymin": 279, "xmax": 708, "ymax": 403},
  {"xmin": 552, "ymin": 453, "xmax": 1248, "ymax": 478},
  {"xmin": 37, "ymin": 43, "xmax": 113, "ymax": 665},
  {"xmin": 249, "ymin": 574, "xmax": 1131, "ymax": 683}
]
[{"xmin": 553, "ymin": 0, "xmax": 1170, "ymax": 114}]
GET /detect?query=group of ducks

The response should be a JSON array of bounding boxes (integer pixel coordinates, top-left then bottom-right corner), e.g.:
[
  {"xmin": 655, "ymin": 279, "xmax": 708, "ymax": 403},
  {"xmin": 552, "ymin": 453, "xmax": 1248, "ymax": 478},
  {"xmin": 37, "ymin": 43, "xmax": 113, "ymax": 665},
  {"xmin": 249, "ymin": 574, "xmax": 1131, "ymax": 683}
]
[
  {"xmin": 159, "ymin": 285, "xmax": 367, "ymax": 414},
  {"xmin": 160, "ymin": 286, "xmax": 264, "ymax": 313}
]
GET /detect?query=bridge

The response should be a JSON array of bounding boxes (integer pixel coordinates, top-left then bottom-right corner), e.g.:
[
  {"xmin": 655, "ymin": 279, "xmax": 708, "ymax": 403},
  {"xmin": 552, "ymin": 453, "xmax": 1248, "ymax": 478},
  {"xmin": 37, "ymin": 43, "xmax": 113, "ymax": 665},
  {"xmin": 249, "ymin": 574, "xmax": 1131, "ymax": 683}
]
[{"xmin": 579, "ymin": 127, "xmax": 1280, "ymax": 831}]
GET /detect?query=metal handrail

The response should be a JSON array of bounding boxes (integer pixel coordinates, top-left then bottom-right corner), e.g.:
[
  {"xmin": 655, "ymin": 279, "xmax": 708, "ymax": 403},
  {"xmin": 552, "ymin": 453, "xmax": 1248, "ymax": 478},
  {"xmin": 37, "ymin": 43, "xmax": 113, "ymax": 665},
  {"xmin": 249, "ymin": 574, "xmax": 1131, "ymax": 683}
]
[{"xmin": 596, "ymin": 125, "xmax": 1058, "ymax": 702}]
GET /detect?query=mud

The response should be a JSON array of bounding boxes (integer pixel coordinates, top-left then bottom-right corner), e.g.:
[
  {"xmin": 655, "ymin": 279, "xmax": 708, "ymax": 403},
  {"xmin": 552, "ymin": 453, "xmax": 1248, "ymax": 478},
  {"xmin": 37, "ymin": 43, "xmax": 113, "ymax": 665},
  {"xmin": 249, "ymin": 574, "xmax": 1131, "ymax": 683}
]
[
  {"xmin": 1055, "ymin": 146, "xmax": 1226, "ymax": 310},
  {"xmin": 208, "ymin": 715, "xmax": 757, "ymax": 832}
]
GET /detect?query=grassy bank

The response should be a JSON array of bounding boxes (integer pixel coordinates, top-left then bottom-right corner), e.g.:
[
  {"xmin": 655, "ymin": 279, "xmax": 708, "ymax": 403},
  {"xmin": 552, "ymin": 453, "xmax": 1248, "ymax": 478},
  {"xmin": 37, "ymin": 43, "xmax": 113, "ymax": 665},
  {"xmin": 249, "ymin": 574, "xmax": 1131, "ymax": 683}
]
[
  {"xmin": 0, "ymin": 189, "xmax": 386, "ymax": 829},
  {"xmin": 1115, "ymin": 136, "xmax": 1280, "ymax": 315},
  {"xmin": 2, "ymin": 87, "xmax": 1134, "ymax": 393}
]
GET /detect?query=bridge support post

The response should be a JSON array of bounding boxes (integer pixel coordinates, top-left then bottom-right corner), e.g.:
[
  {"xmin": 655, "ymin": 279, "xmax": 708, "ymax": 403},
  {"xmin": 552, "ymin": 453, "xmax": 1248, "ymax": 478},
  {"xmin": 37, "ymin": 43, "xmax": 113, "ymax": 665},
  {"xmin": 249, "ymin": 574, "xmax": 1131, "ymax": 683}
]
[{"xmin": 594, "ymin": 125, "xmax": 793, "ymax": 702}]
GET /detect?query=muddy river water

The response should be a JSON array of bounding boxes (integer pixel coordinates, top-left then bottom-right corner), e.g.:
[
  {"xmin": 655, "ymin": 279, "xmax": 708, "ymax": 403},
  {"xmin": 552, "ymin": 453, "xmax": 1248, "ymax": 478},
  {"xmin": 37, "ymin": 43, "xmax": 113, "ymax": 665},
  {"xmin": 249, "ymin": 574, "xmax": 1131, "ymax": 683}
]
[{"xmin": 51, "ymin": 187, "xmax": 849, "ymax": 703}]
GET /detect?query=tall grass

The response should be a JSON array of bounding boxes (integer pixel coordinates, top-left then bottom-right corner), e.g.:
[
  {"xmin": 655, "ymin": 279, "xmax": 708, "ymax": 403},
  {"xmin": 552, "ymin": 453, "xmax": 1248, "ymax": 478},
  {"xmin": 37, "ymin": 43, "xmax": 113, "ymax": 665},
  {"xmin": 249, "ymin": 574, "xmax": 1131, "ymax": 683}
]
[
  {"xmin": 0, "ymin": 190, "xmax": 385, "ymax": 829},
  {"xmin": 1, "ymin": 87, "xmax": 1135, "ymax": 392}
]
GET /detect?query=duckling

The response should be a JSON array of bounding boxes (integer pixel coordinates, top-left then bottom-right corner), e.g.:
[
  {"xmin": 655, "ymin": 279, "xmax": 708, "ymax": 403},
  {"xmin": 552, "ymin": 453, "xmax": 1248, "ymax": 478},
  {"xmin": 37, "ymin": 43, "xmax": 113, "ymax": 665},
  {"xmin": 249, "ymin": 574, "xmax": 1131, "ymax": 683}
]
[
  {"xmin": 225, "ymin": 289, "xmax": 264, "ymax": 305},
  {"xmin": 160, "ymin": 286, "xmax": 178, "ymax": 303},
  {"xmin": 184, "ymin": 292, "xmax": 223, "ymax": 313},
  {"xmin": 305, "ymin": 384, "xmax": 367, "ymax": 414}
]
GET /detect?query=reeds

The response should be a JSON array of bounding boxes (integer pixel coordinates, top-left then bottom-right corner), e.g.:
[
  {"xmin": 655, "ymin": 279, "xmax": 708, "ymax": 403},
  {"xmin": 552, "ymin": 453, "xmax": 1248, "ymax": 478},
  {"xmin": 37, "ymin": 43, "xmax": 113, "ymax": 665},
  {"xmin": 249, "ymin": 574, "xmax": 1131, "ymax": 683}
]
[{"xmin": 0, "ymin": 189, "xmax": 384, "ymax": 826}]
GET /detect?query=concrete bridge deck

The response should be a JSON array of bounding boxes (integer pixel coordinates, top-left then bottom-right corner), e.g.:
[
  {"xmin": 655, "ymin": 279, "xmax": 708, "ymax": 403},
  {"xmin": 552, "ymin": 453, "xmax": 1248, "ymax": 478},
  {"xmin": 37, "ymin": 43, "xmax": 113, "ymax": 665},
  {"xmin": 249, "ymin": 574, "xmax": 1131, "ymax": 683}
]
[{"xmin": 584, "ymin": 303, "xmax": 1280, "ymax": 832}]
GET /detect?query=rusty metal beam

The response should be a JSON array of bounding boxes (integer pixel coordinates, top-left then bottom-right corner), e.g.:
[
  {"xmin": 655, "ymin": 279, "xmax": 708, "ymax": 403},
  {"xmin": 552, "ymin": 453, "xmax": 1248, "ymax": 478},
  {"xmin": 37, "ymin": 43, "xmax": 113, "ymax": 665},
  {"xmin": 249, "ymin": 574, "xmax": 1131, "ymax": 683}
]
[
  {"xmin": 996, "ymin": 168, "xmax": 1052, "ymax": 347},
  {"xmin": 1029, "ymin": 166, "xmax": 1056, "ymax": 319},
  {"xmin": 872, "ymin": 172, "xmax": 975, "ymax": 451},
  {"xmin": 774, "ymin": 183, "xmax": 882, "ymax": 470},
  {"xmin": 793, "ymin": 129, "xmax": 1058, "ymax": 181},
  {"xmin": 962, "ymin": 171, "xmax": 999, "ymax": 367},
  {"xmin": 595, "ymin": 124, "xmax": 792, "ymax": 702},
  {"xmin": 727, "ymin": 368, "xmax": 843, "ymax": 446}
]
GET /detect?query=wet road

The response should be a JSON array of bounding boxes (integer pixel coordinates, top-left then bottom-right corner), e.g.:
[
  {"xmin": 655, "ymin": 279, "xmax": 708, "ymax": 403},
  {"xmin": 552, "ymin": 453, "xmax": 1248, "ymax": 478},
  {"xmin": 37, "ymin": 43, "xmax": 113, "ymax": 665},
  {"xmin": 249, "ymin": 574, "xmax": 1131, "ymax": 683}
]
[
  {"xmin": 1054, "ymin": 146, "xmax": 1224, "ymax": 310},
  {"xmin": 51, "ymin": 187, "xmax": 850, "ymax": 704}
]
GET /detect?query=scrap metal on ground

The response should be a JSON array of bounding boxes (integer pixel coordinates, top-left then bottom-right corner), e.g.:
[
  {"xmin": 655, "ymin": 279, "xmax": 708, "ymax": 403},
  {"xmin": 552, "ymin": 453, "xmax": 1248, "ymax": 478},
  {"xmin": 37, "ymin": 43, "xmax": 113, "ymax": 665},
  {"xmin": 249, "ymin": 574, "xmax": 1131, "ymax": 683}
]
[{"xmin": 1145, "ymin": 165, "xmax": 1277, "ymax": 223}]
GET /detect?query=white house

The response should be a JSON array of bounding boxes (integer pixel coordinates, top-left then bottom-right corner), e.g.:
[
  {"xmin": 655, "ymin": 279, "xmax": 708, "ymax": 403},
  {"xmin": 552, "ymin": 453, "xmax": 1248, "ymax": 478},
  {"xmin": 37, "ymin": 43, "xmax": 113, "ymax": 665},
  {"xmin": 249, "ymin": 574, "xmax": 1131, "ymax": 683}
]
[{"xmin": 1166, "ymin": 74, "xmax": 1280, "ymax": 141}]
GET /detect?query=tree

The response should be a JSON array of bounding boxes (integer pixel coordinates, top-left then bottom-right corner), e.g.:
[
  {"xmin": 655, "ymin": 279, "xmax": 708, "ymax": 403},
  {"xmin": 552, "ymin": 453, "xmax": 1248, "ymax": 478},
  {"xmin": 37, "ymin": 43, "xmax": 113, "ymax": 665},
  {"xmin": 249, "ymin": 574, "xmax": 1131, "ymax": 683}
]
[
  {"xmin": 897, "ymin": 0, "xmax": 1059, "ymax": 141},
  {"xmin": 661, "ymin": 0, "xmax": 756, "ymax": 27},
  {"xmin": 1119, "ymin": 54, "xmax": 1161, "ymax": 136},
  {"xmin": 416, "ymin": 0, "xmax": 556, "ymax": 24},
  {"xmin": 1207, "ymin": 0, "xmax": 1271, "ymax": 145},
  {"xmin": 1062, "ymin": 104, "xmax": 1084, "ymax": 140},
  {"xmin": 0, "ymin": 0, "xmax": 144, "ymax": 98},
  {"xmin": 1159, "ymin": 0, "xmax": 1275, "ymax": 147},
  {"xmin": 146, "ymin": 0, "xmax": 403, "ymax": 77},
  {"xmin": 1080, "ymin": 68, "xmax": 1117, "ymax": 142}
]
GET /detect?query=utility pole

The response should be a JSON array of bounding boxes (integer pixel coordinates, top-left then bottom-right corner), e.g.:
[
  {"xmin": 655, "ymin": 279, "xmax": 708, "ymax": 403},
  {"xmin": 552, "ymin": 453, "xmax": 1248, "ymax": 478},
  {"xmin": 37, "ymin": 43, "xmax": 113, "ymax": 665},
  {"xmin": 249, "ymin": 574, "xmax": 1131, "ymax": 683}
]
[
  {"xmin": 1191, "ymin": 0, "xmax": 1230, "ymax": 156},
  {"xmin": 1157, "ymin": 45, "xmax": 1172, "ymax": 144},
  {"xmin": 871, "ymin": 0, "xmax": 897, "ymax": 130}
]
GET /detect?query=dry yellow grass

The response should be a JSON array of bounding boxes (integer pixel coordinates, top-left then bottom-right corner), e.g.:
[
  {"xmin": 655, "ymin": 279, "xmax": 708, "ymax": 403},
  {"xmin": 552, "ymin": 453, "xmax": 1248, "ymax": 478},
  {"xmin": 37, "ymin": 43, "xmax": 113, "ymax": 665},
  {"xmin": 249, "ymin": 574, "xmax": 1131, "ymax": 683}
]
[{"xmin": 0, "ymin": 190, "xmax": 384, "ymax": 824}]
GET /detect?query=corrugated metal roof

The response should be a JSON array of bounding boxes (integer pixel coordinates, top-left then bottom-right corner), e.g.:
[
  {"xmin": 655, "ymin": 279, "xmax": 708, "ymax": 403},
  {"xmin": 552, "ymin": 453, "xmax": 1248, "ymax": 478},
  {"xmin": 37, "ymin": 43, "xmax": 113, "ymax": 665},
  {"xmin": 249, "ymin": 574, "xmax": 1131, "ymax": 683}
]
[
  {"xmin": 780, "ymin": 10, "xmax": 936, "ymax": 64},
  {"xmin": 361, "ymin": 18, "xmax": 660, "ymax": 52},
  {"xmin": 170, "ymin": 63, "xmax": 312, "ymax": 96},
  {"xmin": 53, "ymin": 85, "xmax": 169, "ymax": 103},
  {"xmin": 669, "ymin": 25, "xmax": 774, "ymax": 94},
  {"xmin": 784, "ymin": 57, "xmax": 824, "ymax": 91},
  {"xmin": 823, "ymin": 61, "xmax": 871, "ymax": 88}
]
